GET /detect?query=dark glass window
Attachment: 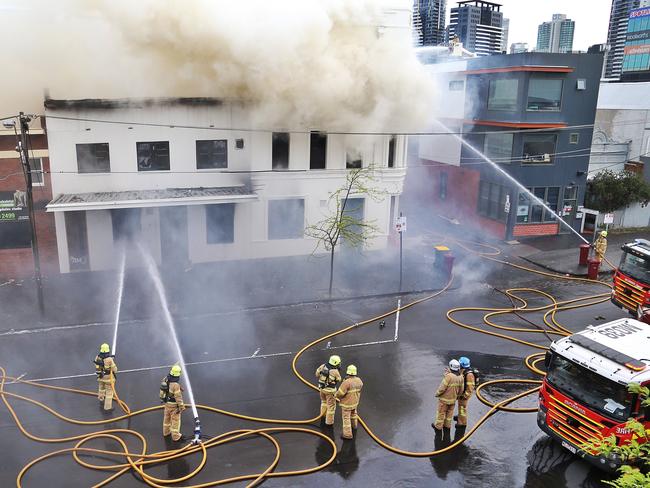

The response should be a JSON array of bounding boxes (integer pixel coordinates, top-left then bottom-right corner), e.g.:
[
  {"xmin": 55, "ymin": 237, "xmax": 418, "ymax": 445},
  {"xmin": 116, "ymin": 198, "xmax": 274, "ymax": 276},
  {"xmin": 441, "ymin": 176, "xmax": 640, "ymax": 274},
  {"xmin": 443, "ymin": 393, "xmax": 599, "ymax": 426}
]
[
  {"xmin": 522, "ymin": 134, "xmax": 557, "ymax": 164},
  {"xmin": 206, "ymin": 204, "xmax": 235, "ymax": 244},
  {"xmin": 519, "ymin": 187, "xmax": 561, "ymax": 223},
  {"xmin": 527, "ymin": 78, "xmax": 563, "ymax": 111},
  {"xmin": 272, "ymin": 133, "xmax": 290, "ymax": 170},
  {"xmin": 30, "ymin": 158, "xmax": 44, "ymax": 185},
  {"xmin": 478, "ymin": 181, "xmax": 509, "ymax": 223},
  {"xmin": 388, "ymin": 136, "xmax": 396, "ymax": 168},
  {"xmin": 76, "ymin": 143, "xmax": 110, "ymax": 173},
  {"xmin": 488, "ymin": 78, "xmax": 518, "ymax": 111},
  {"xmin": 439, "ymin": 172, "xmax": 448, "ymax": 200},
  {"xmin": 111, "ymin": 209, "xmax": 141, "ymax": 242},
  {"xmin": 484, "ymin": 133, "xmax": 513, "ymax": 163},
  {"xmin": 65, "ymin": 211, "xmax": 89, "ymax": 271},
  {"xmin": 346, "ymin": 151, "xmax": 362, "ymax": 169},
  {"xmin": 196, "ymin": 140, "xmax": 227, "ymax": 169},
  {"xmin": 137, "ymin": 141, "xmax": 170, "ymax": 171},
  {"xmin": 268, "ymin": 199, "xmax": 304, "ymax": 240},
  {"xmin": 310, "ymin": 132, "xmax": 327, "ymax": 169}
]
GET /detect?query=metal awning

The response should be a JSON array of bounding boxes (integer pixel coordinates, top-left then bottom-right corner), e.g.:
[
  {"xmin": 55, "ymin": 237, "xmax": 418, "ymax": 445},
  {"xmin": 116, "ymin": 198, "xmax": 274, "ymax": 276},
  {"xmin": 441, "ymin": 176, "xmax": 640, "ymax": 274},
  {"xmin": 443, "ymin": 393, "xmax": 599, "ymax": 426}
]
[{"xmin": 47, "ymin": 186, "xmax": 257, "ymax": 212}]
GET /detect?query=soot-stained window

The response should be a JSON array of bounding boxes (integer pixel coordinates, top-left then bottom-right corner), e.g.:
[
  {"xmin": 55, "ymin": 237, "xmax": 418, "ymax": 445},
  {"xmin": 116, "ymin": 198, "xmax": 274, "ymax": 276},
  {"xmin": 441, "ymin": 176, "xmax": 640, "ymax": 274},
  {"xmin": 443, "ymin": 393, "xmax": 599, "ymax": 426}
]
[
  {"xmin": 196, "ymin": 140, "xmax": 228, "ymax": 169},
  {"xmin": 76, "ymin": 143, "xmax": 110, "ymax": 173},
  {"xmin": 137, "ymin": 141, "xmax": 170, "ymax": 171},
  {"xmin": 272, "ymin": 133, "xmax": 290, "ymax": 170},
  {"xmin": 206, "ymin": 204, "xmax": 235, "ymax": 244}
]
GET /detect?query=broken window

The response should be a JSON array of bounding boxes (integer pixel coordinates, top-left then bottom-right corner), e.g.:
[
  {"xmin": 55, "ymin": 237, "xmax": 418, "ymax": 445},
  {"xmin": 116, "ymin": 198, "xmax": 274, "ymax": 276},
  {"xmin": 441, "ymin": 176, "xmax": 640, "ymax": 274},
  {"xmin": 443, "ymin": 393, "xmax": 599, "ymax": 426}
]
[
  {"xmin": 206, "ymin": 204, "xmax": 234, "ymax": 244},
  {"xmin": 522, "ymin": 134, "xmax": 557, "ymax": 164},
  {"xmin": 310, "ymin": 132, "xmax": 327, "ymax": 169},
  {"xmin": 388, "ymin": 136, "xmax": 397, "ymax": 168},
  {"xmin": 137, "ymin": 141, "xmax": 170, "ymax": 171},
  {"xmin": 268, "ymin": 199, "xmax": 304, "ymax": 240},
  {"xmin": 346, "ymin": 149, "xmax": 363, "ymax": 169},
  {"xmin": 272, "ymin": 132, "xmax": 290, "ymax": 170},
  {"xmin": 196, "ymin": 140, "xmax": 228, "ymax": 169},
  {"xmin": 76, "ymin": 143, "xmax": 110, "ymax": 173}
]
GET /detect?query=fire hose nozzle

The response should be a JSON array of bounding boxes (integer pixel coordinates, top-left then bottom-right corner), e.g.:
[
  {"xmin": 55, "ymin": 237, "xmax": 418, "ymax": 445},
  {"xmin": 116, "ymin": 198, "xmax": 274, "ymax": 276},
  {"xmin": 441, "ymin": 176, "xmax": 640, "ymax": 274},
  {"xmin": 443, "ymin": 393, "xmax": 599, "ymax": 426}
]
[{"xmin": 191, "ymin": 418, "xmax": 201, "ymax": 445}]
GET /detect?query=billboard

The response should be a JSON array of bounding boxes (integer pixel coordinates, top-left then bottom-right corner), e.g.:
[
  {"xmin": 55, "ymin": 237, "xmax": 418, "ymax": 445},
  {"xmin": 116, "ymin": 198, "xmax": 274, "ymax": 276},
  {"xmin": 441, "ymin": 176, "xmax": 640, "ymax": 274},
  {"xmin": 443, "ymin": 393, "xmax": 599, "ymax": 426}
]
[
  {"xmin": 0, "ymin": 191, "xmax": 31, "ymax": 249},
  {"xmin": 623, "ymin": 7, "xmax": 650, "ymax": 74}
]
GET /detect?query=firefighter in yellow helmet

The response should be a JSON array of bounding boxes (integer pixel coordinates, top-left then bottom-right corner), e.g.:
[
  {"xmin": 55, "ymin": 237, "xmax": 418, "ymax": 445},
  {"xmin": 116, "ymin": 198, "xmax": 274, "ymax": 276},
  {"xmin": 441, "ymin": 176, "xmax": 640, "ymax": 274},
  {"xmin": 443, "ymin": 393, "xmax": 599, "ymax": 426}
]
[
  {"xmin": 454, "ymin": 356, "xmax": 476, "ymax": 441},
  {"xmin": 315, "ymin": 355, "xmax": 342, "ymax": 426},
  {"xmin": 93, "ymin": 343, "xmax": 118, "ymax": 411},
  {"xmin": 432, "ymin": 359, "xmax": 464, "ymax": 442},
  {"xmin": 161, "ymin": 365, "xmax": 185, "ymax": 441},
  {"xmin": 336, "ymin": 364, "xmax": 364, "ymax": 440},
  {"xmin": 593, "ymin": 230, "xmax": 608, "ymax": 262}
]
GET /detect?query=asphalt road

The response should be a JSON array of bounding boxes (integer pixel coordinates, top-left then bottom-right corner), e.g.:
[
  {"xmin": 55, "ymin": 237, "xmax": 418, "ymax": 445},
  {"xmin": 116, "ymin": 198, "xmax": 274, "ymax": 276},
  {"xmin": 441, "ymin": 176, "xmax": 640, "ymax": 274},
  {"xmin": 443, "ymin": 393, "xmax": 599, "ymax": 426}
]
[{"xmin": 0, "ymin": 251, "xmax": 626, "ymax": 487}]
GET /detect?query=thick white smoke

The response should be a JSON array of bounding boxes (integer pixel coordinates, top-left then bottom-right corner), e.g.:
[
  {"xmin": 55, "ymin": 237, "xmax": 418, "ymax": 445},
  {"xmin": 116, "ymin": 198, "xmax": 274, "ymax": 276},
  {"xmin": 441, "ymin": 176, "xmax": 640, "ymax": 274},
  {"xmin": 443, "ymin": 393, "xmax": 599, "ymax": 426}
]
[{"xmin": 0, "ymin": 0, "xmax": 435, "ymax": 132}]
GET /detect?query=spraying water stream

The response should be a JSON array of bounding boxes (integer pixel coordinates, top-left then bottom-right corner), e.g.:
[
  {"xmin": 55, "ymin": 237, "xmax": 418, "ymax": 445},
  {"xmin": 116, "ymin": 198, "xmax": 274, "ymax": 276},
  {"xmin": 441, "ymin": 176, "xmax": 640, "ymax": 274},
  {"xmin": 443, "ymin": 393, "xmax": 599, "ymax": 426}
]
[
  {"xmin": 435, "ymin": 120, "xmax": 590, "ymax": 244},
  {"xmin": 111, "ymin": 249, "xmax": 127, "ymax": 354},
  {"xmin": 139, "ymin": 245, "xmax": 200, "ymax": 421}
]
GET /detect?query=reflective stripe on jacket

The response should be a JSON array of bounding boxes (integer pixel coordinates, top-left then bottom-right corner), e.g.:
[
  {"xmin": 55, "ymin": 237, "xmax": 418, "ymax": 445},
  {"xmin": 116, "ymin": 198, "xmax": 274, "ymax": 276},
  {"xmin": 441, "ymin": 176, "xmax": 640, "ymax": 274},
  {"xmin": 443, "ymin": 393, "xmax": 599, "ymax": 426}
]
[{"xmin": 336, "ymin": 376, "xmax": 363, "ymax": 409}]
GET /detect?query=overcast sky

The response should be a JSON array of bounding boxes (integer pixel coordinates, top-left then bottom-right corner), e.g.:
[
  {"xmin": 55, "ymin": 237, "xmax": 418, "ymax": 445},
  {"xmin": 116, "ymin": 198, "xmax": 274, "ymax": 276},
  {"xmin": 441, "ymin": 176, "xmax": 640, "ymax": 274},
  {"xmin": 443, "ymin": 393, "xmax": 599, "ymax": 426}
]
[{"xmin": 446, "ymin": 0, "xmax": 613, "ymax": 51}]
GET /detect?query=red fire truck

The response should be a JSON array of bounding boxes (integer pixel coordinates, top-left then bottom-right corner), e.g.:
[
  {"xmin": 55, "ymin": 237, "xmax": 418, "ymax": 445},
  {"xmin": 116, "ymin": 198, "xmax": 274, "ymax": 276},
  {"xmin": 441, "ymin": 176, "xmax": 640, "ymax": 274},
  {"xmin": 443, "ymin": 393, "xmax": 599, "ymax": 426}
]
[
  {"xmin": 537, "ymin": 319, "xmax": 650, "ymax": 471},
  {"xmin": 612, "ymin": 239, "xmax": 650, "ymax": 323}
]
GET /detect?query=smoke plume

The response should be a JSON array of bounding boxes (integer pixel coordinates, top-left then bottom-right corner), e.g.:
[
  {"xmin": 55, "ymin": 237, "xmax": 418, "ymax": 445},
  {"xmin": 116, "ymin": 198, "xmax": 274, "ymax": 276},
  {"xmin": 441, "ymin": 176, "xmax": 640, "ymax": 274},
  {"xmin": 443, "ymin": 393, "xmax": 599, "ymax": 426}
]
[{"xmin": 0, "ymin": 0, "xmax": 435, "ymax": 132}]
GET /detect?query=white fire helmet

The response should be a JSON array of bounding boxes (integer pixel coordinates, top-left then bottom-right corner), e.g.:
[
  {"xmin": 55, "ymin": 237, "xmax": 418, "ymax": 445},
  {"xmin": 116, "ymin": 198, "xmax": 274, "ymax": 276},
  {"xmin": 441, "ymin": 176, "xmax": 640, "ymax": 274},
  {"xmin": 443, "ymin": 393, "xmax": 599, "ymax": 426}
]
[{"xmin": 449, "ymin": 359, "xmax": 461, "ymax": 372}]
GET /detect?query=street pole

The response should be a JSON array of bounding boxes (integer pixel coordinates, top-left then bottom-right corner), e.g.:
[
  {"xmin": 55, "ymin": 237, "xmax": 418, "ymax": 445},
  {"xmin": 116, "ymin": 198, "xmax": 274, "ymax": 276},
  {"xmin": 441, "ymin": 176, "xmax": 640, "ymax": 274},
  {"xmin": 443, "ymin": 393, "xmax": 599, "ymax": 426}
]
[
  {"xmin": 17, "ymin": 112, "xmax": 45, "ymax": 315},
  {"xmin": 399, "ymin": 212, "xmax": 403, "ymax": 293}
]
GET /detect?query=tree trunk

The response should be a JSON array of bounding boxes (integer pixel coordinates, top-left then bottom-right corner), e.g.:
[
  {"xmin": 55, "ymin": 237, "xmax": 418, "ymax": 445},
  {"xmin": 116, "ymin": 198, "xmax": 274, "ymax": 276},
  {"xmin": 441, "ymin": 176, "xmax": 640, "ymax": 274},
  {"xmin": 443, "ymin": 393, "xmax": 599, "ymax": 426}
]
[{"xmin": 328, "ymin": 247, "xmax": 335, "ymax": 298}]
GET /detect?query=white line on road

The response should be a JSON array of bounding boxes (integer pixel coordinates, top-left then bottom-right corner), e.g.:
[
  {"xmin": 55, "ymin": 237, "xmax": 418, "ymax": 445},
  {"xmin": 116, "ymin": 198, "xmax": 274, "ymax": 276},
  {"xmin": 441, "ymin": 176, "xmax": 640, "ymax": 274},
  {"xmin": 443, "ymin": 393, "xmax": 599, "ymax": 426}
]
[
  {"xmin": 252, "ymin": 348, "xmax": 260, "ymax": 357},
  {"xmin": 394, "ymin": 298, "xmax": 401, "ymax": 342}
]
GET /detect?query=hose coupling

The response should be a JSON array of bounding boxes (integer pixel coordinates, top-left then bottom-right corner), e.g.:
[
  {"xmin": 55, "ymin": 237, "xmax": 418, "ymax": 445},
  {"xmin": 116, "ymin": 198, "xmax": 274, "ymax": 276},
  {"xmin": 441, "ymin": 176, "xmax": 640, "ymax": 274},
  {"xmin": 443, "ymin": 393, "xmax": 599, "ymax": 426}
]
[{"xmin": 192, "ymin": 418, "xmax": 201, "ymax": 445}]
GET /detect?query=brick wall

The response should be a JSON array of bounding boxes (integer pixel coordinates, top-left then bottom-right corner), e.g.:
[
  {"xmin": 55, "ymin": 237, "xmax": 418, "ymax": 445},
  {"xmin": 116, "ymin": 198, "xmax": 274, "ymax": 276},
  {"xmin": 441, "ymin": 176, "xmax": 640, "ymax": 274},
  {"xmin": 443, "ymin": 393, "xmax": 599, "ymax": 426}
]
[
  {"xmin": 0, "ymin": 132, "xmax": 58, "ymax": 279},
  {"xmin": 513, "ymin": 223, "xmax": 559, "ymax": 237}
]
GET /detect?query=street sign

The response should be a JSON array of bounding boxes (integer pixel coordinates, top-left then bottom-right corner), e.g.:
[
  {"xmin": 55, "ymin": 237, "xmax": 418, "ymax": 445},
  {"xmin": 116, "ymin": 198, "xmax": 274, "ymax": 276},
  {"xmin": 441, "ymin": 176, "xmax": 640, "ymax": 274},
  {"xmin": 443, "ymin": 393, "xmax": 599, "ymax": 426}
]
[
  {"xmin": 504, "ymin": 195, "xmax": 511, "ymax": 214},
  {"xmin": 604, "ymin": 213, "xmax": 614, "ymax": 224},
  {"xmin": 395, "ymin": 216, "xmax": 407, "ymax": 233}
]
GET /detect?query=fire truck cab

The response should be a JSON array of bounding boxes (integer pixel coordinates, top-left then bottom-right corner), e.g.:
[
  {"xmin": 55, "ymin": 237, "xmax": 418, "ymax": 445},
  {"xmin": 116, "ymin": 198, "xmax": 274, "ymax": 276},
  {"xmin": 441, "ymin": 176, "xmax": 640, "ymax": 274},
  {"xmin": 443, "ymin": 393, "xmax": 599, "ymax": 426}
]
[
  {"xmin": 537, "ymin": 318, "xmax": 650, "ymax": 471},
  {"xmin": 612, "ymin": 239, "xmax": 650, "ymax": 322}
]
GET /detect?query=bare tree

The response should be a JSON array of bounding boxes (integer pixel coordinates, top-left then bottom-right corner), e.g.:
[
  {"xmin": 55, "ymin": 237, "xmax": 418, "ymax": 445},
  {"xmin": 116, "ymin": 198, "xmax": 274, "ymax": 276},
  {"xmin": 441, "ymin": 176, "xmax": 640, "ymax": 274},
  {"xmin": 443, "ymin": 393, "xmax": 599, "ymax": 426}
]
[{"xmin": 306, "ymin": 166, "xmax": 385, "ymax": 297}]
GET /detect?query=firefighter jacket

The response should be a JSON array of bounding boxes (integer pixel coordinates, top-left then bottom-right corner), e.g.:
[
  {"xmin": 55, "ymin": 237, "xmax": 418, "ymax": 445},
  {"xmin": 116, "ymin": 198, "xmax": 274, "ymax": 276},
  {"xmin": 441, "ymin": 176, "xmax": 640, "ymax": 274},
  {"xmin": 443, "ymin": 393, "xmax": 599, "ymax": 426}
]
[
  {"xmin": 461, "ymin": 370, "xmax": 476, "ymax": 400},
  {"xmin": 336, "ymin": 376, "xmax": 363, "ymax": 409},
  {"xmin": 163, "ymin": 377, "xmax": 185, "ymax": 407},
  {"xmin": 435, "ymin": 369, "xmax": 464, "ymax": 405},
  {"xmin": 594, "ymin": 237, "xmax": 607, "ymax": 259},
  {"xmin": 95, "ymin": 354, "xmax": 117, "ymax": 381},
  {"xmin": 315, "ymin": 364, "xmax": 342, "ymax": 391}
]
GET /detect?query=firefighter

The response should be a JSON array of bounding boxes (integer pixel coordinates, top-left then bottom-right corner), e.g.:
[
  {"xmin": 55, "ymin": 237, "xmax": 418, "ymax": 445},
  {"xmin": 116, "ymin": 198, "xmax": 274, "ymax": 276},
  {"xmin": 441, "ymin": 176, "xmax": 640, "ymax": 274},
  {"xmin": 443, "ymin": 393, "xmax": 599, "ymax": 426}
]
[
  {"xmin": 94, "ymin": 343, "xmax": 117, "ymax": 411},
  {"xmin": 336, "ymin": 364, "xmax": 363, "ymax": 440},
  {"xmin": 161, "ymin": 365, "xmax": 186, "ymax": 442},
  {"xmin": 431, "ymin": 359, "xmax": 463, "ymax": 442},
  {"xmin": 315, "ymin": 355, "xmax": 342, "ymax": 426},
  {"xmin": 594, "ymin": 230, "xmax": 608, "ymax": 262},
  {"xmin": 454, "ymin": 356, "xmax": 476, "ymax": 441}
]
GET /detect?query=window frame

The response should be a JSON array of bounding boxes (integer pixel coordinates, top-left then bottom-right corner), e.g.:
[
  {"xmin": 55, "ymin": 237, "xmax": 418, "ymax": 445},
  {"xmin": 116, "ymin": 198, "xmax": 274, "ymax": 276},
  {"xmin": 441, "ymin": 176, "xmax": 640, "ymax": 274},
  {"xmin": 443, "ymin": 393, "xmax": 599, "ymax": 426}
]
[
  {"xmin": 487, "ymin": 77, "xmax": 519, "ymax": 112},
  {"xmin": 76, "ymin": 143, "xmax": 111, "ymax": 174},
  {"xmin": 484, "ymin": 132, "xmax": 514, "ymax": 164},
  {"xmin": 29, "ymin": 157, "xmax": 44, "ymax": 186},
  {"xmin": 526, "ymin": 77, "xmax": 564, "ymax": 112},
  {"xmin": 196, "ymin": 139, "xmax": 228, "ymax": 170},
  {"xmin": 205, "ymin": 204, "xmax": 235, "ymax": 244},
  {"xmin": 309, "ymin": 132, "xmax": 327, "ymax": 170},
  {"xmin": 516, "ymin": 187, "xmax": 561, "ymax": 224},
  {"xmin": 136, "ymin": 141, "xmax": 170, "ymax": 172},
  {"xmin": 521, "ymin": 133, "xmax": 558, "ymax": 165},
  {"xmin": 267, "ymin": 198, "xmax": 305, "ymax": 240},
  {"xmin": 272, "ymin": 132, "xmax": 290, "ymax": 170},
  {"xmin": 477, "ymin": 180, "xmax": 510, "ymax": 223}
]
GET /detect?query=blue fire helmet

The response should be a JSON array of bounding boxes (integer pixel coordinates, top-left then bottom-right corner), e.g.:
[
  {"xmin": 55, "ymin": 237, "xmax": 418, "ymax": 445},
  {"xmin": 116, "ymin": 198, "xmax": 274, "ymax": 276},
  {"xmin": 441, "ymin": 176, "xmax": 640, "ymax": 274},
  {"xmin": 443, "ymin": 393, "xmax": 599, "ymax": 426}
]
[{"xmin": 459, "ymin": 356, "xmax": 470, "ymax": 368}]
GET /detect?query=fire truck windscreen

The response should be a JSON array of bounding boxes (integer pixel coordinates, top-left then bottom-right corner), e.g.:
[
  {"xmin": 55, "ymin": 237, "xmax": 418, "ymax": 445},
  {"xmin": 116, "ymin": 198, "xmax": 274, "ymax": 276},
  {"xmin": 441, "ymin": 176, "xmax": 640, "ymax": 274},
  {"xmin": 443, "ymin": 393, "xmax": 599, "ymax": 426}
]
[
  {"xmin": 546, "ymin": 354, "xmax": 632, "ymax": 421},
  {"xmin": 619, "ymin": 251, "xmax": 650, "ymax": 283}
]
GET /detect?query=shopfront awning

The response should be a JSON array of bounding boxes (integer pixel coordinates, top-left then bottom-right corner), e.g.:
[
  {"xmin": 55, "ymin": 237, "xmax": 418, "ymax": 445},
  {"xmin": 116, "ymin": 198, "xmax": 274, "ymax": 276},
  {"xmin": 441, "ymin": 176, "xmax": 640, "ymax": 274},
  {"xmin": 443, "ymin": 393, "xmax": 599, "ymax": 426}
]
[{"xmin": 47, "ymin": 186, "xmax": 257, "ymax": 212}]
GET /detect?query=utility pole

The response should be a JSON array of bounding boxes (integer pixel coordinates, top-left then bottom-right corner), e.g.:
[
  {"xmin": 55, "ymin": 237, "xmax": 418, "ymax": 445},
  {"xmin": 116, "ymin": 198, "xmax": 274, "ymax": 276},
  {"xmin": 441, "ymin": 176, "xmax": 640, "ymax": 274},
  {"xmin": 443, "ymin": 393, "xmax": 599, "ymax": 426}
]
[{"xmin": 17, "ymin": 112, "xmax": 45, "ymax": 315}]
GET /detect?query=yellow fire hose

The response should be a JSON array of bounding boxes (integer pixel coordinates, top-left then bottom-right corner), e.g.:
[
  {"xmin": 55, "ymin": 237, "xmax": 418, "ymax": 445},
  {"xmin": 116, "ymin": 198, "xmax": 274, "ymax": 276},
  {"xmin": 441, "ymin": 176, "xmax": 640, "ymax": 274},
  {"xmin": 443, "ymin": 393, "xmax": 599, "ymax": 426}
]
[{"xmin": 0, "ymin": 235, "xmax": 615, "ymax": 485}]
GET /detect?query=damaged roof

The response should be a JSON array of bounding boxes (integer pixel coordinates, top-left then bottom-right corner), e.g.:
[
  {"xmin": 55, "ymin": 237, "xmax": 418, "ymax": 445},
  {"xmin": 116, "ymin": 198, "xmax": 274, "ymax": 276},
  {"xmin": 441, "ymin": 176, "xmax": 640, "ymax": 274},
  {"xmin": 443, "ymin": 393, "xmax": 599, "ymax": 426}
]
[
  {"xmin": 47, "ymin": 186, "xmax": 256, "ymax": 211},
  {"xmin": 44, "ymin": 97, "xmax": 224, "ymax": 110}
]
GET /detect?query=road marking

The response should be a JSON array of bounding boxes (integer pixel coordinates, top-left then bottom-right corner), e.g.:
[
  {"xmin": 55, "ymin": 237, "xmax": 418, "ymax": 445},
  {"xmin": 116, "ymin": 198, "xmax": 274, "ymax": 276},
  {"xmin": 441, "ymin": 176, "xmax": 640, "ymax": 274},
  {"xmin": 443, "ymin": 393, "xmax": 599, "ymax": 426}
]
[
  {"xmin": 394, "ymin": 298, "xmax": 401, "ymax": 342},
  {"xmin": 252, "ymin": 348, "xmax": 260, "ymax": 357}
]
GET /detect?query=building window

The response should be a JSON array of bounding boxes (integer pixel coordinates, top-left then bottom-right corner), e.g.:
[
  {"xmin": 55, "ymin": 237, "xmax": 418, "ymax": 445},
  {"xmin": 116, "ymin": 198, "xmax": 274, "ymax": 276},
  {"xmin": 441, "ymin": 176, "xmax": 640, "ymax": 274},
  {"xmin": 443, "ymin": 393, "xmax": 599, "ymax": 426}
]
[
  {"xmin": 484, "ymin": 133, "xmax": 514, "ymax": 163},
  {"xmin": 235, "ymin": 138, "xmax": 245, "ymax": 149},
  {"xmin": 76, "ymin": 143, "xmax": 110, "ymax": 173},
  {"xmin": 196, "ymin": 140, "xmax": 227, "ymax": 169},
  {"xmin": 527, "ymin": 78, "xmax": 563, "ymax": 111},
  {"xmin": 449, "ymin": 80, "xmax": 465, "ymax": 91},
  {"xmin": 569, "ymin": 133, "xmax": 580, "ymax": 144},
  {"xmin": 487, "ymin": 78, "xmax": 518, "ymax": 111},
  {"xmin": 272, "ymin": 132, "xmax": 290, "ymax": 170},
  {"xmin": 206, "ymin": 204, "xmax": 235, "ymax": 244},
  {"xmin": 268, "ymin": 199, "xmax": 304, "ymax": 240},
  {"xmin": 439, "ymin": 172, "xmax": 448, "ymax": 200},
  {"xmin": 346, "ymin": 150, "xmax": 362, "ymax": 169},
  {"xmin": 310, "ymin": 132, "xmax": 327, "ymax": 169},
  {"xmin": 516, "ymin": 187, "xmax": 560, "ymax": 223},
  {"xmin": 388, "ymin": 136, "xmax": 396, "ymax": 168},
  {"xmin": 522, "ymin": 134, "xmax": 557, "ymax": 164},
  {"xmin": 477, "ymin": 181, "xmax": 509, "ymax": 222},
  {"xmin": 137, "ymin": 141, "xmax": 170, "ymax": 171},
  {"xmin": 65, "ymin": 211, "xmax": 89, "ymax": 271},
  {"xmin": 111, "ymin": 209, "xmax": 141, "ymax": 242},
  {"xmin": 29, "ymin": 158, "xmax": 44, "ymax": 186}
]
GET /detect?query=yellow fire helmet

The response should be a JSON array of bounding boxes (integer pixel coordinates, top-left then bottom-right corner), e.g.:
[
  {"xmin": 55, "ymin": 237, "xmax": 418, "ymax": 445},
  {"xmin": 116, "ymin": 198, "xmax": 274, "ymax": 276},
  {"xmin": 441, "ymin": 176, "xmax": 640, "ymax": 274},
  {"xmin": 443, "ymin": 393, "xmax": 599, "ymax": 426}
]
[
  {"xmin": 170, "ymin": 365, "xmax": 182, "ymax": 377},
  {"xmin": 328, "ymin": 355, "xmax": 341, "ymax": 367},
  {"xmin": 346, "ymin": 364, "xmax": 358, "ymax": 376},
  {"xmin": 601, "ymin": 230, "xmax": 608, "ymax": 237},
  {"xmin": 100, "ymin": 343, "xmax": 110, "ymax": 353}
]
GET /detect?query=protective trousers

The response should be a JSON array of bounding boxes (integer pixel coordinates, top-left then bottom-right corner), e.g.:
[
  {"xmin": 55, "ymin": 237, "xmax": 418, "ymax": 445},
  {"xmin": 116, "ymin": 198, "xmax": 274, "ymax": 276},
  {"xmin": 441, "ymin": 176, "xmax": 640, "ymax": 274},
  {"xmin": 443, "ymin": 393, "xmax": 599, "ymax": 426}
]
[
  {"xmin": 434, "ymin": 400, "xmax": 455, "ymax": 430},
  {"xmin": 456, "ymin": 398, "xmax": 469, "ymax": 426},
  {"xmin": 163, "ymin": 404, "xmax": 182, "ymax": 441},
  {"xmin": 97, "ymin": 378, "xmax": 114, "ymax": 410},
  {"xmin": 341, "ymin": 407, "xmax": 358, "ymax": 439},
  {"xmin": 319, "ymin": 388, "xmax": 337, "ymax": 425}
]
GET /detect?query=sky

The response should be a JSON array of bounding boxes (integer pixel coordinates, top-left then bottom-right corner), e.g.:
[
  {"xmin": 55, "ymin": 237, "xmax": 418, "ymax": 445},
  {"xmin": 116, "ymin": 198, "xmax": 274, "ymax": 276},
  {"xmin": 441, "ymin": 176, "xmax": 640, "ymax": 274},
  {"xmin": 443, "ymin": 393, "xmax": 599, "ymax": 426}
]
[{"xmin": 446, "ymin": 0, "xmax": 613, "ymax": 51}]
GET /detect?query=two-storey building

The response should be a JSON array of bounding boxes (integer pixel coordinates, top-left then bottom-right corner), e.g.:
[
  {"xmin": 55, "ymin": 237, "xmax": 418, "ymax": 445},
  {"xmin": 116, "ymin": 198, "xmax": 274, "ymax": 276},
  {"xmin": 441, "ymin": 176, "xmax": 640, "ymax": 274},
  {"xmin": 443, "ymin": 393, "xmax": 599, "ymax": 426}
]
[
  {"xmin": 411, "ymin": 52, "xmax": 603, "ymax": 240},
  {"xmin": 44, "ymin": 98, "xmax": 407, "ymax": 272}
]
